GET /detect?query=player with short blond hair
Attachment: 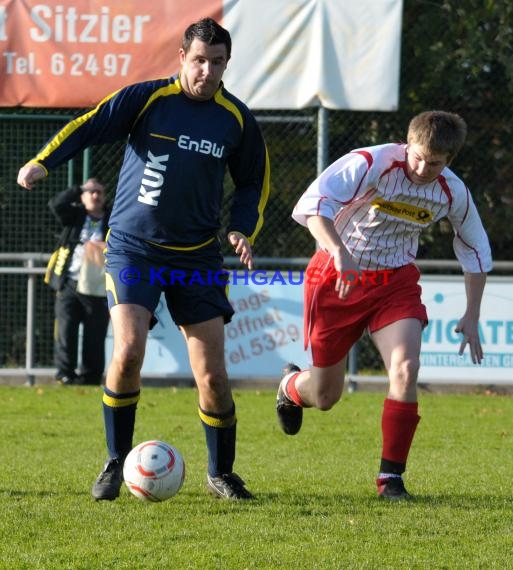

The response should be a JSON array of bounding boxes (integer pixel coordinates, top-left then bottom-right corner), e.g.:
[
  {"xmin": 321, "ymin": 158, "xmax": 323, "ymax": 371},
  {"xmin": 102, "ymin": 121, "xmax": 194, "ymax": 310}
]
[{"xmin": 276, "ymin": 110, "xmax": 492, "ymax": 500}]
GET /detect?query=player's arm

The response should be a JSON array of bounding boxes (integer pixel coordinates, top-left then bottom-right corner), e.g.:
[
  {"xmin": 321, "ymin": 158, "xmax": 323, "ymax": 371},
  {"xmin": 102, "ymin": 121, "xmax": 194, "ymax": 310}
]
[
  {"xmin": 226, "ymin": 111, "xmax": 270, "ymax": 267},
  {"xmin": 446, "ymin": 183, "xmax": 491, "ymax": 364},
  {"xmin": 455, "ymin": 271, "xmax": 487, "ymax": 364},
  {"xmin": 17, "ymin": 79, "xmax": 168, "ymax": 189},
  {"xmin": 18, "ymin": 90, "xmax": 131, "ymax": 188},
  {"xmin": 292, "ymin": 151, "xmax": 374, "ymax": 229},
  {"xmin": 447, "ymin": 183, "xmax": 493, "ymax": 273},
  {"xmin": 305, "ymin": 215, "xmax": 360, "ymax": 299}
]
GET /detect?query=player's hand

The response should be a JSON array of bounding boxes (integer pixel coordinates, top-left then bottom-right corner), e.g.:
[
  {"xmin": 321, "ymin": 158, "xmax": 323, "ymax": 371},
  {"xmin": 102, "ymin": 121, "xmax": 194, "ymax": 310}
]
[
  {"xmin": 228, "ymin": 232, "xmax": 253, "ymax": 270},
  {"xmin": 455, "ymin": 317, "xmax": 483, "ymax": 364},
  {"xmin": 17, "ymin": 163, "xmax": 47, "ymax": 189},
  {"xmin": 332, "ymin": 248, "xmax": 361, "ymax": 300}
]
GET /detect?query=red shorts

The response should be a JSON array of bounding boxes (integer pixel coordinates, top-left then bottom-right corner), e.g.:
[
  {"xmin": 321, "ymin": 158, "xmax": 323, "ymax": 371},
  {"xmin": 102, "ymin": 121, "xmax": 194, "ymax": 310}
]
[{"xmin": 304, "ymin": 250, "xmax": 428, "ymax": 367}]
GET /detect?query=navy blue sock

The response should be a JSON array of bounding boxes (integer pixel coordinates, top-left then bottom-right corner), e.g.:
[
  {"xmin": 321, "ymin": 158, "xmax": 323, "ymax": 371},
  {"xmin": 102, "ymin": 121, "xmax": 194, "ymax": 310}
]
[
  {"xmin": 102, "ymin": 387, "xmax": 140, "ymax": 461},
  {"xmin": 199, "ymin": 404, "xmax": 237, "ymax": 477}
]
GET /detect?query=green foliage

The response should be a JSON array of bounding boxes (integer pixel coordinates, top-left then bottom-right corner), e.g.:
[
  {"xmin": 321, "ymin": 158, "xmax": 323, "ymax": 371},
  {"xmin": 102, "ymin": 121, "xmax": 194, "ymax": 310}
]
[
  {"xmin": 2, "ymin": 385, "xmax": 513, "ymax": 569},
  {"xmin": 327, "ymin": 0, "xmax": 513, "ymax": 261},
  {"xmin": 400, "ymin": 0, "xmax": 513, "ymax": 259}
]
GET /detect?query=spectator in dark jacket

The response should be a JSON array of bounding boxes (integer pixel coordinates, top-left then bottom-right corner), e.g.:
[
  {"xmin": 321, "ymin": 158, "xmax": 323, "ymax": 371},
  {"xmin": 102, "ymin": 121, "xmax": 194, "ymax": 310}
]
[{"xmin": 45, "ymin": 178, "xmax": 110, "ymax": 385}]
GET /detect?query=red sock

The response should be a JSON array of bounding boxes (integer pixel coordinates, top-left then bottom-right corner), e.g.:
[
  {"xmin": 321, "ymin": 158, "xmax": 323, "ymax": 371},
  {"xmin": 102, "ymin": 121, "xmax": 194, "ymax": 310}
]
[
  {"xmin": 381, "ymin": 398, "xmax": 420, "ymax": 470},
  {"xmin": 285, "ymin": 373, "xmax": 308, "ymax": 407}
]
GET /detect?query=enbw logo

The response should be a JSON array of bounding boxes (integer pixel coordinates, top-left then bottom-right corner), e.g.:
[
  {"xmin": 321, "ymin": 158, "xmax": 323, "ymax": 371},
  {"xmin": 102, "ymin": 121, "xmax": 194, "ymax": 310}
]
[{"xmin": 178, "ymin": 135, "xmax": 224, "ymax": 158}]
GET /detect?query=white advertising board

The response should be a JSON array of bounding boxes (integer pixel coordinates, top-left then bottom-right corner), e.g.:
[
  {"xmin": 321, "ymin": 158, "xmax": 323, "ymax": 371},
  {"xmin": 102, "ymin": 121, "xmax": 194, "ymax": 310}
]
[
  {"xmin": 418, "ymin": 276, "xmax": 513, "ymax": 382},
  {"xmin": 106, "ymin": 271, "xmax": 309, "ymax": 380},
  {"xmin": 105, "ymin": 274, "xmax": 513, "ymax": 384}
]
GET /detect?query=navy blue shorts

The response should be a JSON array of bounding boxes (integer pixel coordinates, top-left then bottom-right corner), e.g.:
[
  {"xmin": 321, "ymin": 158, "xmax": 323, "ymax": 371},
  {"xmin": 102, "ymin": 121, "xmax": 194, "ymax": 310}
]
[{"xmin": 105, "ymin": 230, "xmax": 234, "ymax": 326}]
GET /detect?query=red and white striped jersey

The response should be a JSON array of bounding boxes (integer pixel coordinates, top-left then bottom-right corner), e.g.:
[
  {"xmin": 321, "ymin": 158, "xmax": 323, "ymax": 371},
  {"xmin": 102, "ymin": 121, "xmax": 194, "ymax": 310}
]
[{"xmin": 292, "ymin": 143, "xmax": 492, "ymax": 273}]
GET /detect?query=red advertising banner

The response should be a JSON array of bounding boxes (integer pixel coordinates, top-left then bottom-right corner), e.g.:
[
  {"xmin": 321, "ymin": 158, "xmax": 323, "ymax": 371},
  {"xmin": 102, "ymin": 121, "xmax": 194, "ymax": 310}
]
[{"xmin": 0, "ymin": 0, "xmax": 222, "ymax": 107}]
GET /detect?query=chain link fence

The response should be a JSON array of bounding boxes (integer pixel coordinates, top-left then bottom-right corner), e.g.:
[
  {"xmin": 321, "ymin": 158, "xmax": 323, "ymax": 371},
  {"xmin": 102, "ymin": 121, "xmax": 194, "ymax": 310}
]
[
  {"xmin": 0, "ymin": 109, "xmax": 322, "ymax": 370},
  {"xmin": 1, "ymin": 0, "xmax": 513, "ymax": 372}
]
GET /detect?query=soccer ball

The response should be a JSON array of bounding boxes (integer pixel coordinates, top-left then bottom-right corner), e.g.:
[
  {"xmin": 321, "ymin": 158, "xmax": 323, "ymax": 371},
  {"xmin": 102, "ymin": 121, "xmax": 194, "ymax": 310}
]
[{"xmin": 123, "ymin": 440, "xmax": 185, "ymax": 502}]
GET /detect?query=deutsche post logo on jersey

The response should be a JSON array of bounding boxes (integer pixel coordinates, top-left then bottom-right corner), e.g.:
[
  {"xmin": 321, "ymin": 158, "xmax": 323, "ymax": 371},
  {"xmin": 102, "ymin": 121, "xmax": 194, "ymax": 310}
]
[{"xmin": 370, "ymin": 198, "xmax": 433, "ymax": 224}]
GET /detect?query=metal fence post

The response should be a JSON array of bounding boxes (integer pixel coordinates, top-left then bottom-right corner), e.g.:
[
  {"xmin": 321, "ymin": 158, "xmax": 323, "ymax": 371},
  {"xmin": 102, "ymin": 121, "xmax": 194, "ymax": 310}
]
[
  {"xmin": 317, "ymin": 107, "xmax": 328, "ymax": 268},
  {"xmin": 318, "ymin": 106, "xmax": 360, "ymax": 390},
  {"xmin": 83, "ymin": 147, "xmax": 91, "ymax": 181},
  {"xmin": 317, "ymin": 106, "xmax": 328, "ymax": 175},
  {"xmin": 25, "ymin": 257, "xmax": 36, "ymax": 386},
  {"xmin": 347, "ymin": 343, "xmax": 358, "ymax": 393}
]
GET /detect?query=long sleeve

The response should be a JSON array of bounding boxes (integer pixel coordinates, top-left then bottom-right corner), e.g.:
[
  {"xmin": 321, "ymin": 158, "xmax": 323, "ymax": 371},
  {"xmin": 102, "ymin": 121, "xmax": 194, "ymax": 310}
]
[
  {"xmin": 226, "ymin": 105, "xmax": 270, "ymax": 245},
  {"xmin": 446, "ymin": 183, "xmax": 493, "ymax": 273},
  {"xmin": 31, "ymin": 78, "xmax": 172, "ymax": 172}
]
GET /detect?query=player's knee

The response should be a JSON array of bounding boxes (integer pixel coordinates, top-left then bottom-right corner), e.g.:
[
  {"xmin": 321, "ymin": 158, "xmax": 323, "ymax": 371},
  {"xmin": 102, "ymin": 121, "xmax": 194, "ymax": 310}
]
[
  {"xmin": 198, "ymin": 370, "xmax": 229, "ymax": 395},
  {"xmin": 112, "ymin": 346, "xmax": 144, "ymax": 376},
  {"xmin": 391, "ymin": 357, "xmax": 420, "ymax": 389},
  {"xmin": 403, "ymin": 357, "xmax": 420, "ymax": 380}
]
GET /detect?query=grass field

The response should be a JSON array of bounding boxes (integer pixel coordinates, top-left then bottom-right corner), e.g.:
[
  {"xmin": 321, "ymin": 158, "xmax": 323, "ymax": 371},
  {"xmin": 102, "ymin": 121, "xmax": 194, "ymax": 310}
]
[{"xmin": 1, "ymin": 384, "xmax": 513, "ymax": 569}]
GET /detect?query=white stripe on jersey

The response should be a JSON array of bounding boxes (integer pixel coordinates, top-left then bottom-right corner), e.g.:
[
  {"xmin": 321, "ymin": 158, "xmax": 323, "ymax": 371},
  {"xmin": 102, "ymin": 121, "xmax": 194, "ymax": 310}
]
[{"xmin": 292, "ymin": 143, "xmax": 492, "ymax": 273}]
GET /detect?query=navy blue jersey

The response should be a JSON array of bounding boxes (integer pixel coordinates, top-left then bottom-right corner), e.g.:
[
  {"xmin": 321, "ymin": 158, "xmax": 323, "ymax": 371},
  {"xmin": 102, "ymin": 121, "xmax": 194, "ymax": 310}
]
[{"xmin": 32, "ymin": 74, "xmax": 270, "ymax": 247}]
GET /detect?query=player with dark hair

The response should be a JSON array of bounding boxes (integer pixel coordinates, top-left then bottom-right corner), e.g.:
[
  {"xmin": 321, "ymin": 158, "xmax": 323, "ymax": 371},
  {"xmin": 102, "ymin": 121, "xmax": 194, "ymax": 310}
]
[
  {"xmin": 276, "ymin": 110, "xmax": 492, "ymax": 500},
  {"xmin": 182, "ymin": 17, "xmax": 232, "ymax": 60},
  {"xmin": 18, "ymin": 17, "xmax": 270, "ymax": 501}
]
